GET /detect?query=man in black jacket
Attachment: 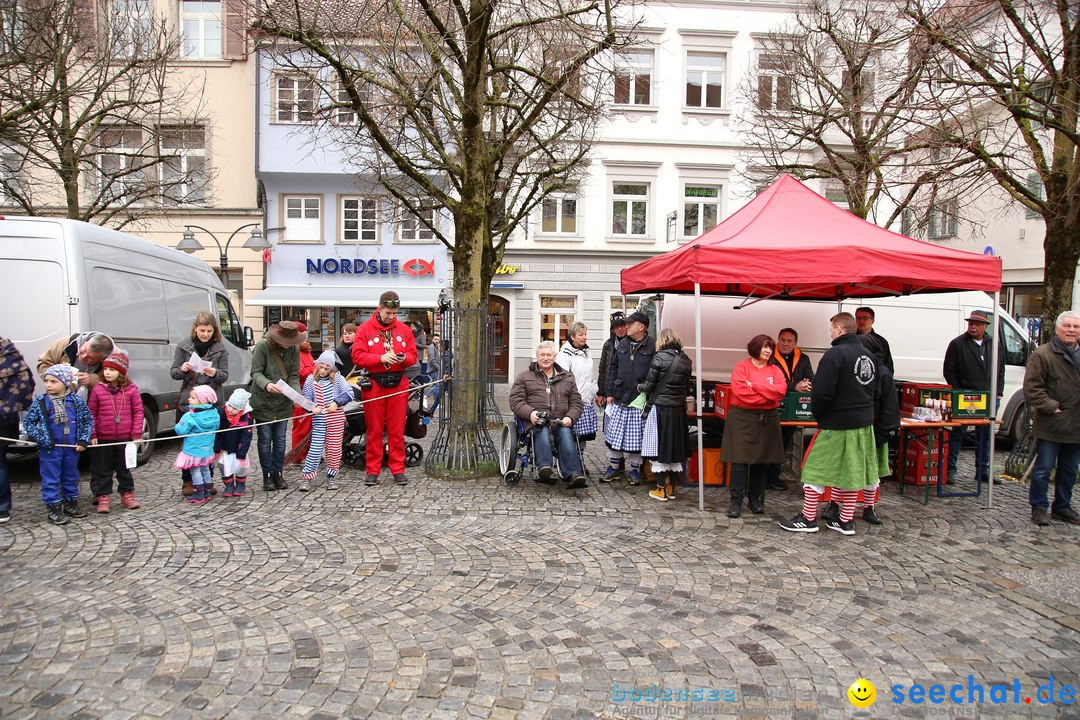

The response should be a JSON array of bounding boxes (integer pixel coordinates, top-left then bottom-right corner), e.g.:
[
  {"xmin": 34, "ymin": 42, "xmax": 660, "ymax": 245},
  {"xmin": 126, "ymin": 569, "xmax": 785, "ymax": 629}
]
[
  {"xmin": 943, "ymin": 309, "xmax": 1006, "ymax": 486},
  {"xmin": 781, "ymin": 312, "xmax": 879, "ymax": 535},
  {"xmin": 766, "ymin": 327, "xmax": 815, "ymax": 490},
  {"xmin": 601, "ymin": 312, "xmax": 655, "ymax": 484},
  {"xmin": 596, "ymin": 312, "xmax": 627, "ymax": 408},
  {"xmin": 855, "ymin": 306, "xmax": 894, "ymax": 374}
]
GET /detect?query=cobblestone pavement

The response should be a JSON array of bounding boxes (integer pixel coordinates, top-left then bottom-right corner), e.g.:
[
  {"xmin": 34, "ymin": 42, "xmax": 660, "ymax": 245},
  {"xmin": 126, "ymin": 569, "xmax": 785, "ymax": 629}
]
[{"xmin": 1, "ymin": 420, "xmax": 1078, "ymax": 720}]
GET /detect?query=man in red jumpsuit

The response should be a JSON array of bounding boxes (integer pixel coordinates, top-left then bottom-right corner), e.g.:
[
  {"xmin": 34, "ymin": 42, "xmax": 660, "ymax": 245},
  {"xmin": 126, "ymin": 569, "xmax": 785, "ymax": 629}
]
[{"xmin": 352, "ymin": 291, "xmax": 417, "ymax": 486}]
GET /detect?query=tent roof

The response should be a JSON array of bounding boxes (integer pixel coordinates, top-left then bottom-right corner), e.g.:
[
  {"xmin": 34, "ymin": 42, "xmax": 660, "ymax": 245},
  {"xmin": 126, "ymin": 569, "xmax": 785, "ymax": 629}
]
[{"xmin": 621, "ymin": 174, "xmax": 1002, "ymax": 299}]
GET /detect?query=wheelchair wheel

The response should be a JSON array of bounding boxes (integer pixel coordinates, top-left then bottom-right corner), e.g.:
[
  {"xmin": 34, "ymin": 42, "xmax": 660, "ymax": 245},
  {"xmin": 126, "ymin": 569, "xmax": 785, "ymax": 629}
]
[
  {"xmin": 504, "ymin": 469, "xmax": 520, "ymax": 485},
  {"xmin": 498, "ymin": 421, "xmax": 518, "ymax": 476},
  {"xmin": 404, "ymin": 442, "xmax": 424, "ymax": 467}
]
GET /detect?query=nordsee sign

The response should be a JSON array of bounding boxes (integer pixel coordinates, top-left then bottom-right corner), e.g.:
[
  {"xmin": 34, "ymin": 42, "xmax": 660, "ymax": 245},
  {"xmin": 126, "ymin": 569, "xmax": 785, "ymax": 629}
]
[{"xmin": 306, "ymin": 258, "xmax": 436, "ymax": 276}]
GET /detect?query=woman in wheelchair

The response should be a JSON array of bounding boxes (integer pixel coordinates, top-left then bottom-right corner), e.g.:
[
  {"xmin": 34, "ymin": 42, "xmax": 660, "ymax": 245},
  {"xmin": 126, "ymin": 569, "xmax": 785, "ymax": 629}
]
[{"xmin": 508, "ymin": 341, "xmax": 586, "ymax": 489}]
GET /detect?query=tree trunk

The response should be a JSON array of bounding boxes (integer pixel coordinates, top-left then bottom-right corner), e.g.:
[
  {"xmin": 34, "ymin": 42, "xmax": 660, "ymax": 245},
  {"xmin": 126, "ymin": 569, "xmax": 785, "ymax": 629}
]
[{"xmin": 1040, "ymin": 215, "xmax": 1080, "ymax": 342}]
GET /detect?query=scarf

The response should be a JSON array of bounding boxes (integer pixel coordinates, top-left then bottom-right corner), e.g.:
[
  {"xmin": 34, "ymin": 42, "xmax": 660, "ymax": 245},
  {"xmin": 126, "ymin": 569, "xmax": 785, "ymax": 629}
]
[
  {"xmin": 193, "ymin": 337, "xmax": 214, "ymax": 357},
  {"xmin": 1052, "ymin": 336, "xmax": 1080, "ymax": 371},
  {"xmin": 49, "ymin": 393, "xmax": 69, "ymax": 426},
  {"xmin": 224, "ymin": 407, "xmax": 248, "ymax": 427}
]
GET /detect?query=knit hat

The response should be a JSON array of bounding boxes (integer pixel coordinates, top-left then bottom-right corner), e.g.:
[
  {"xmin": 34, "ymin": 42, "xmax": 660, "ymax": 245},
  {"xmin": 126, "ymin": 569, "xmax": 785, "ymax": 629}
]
[
  {"xmin": 610, "ymin": 311, "xmax": 626, "ymax": 329},
  {"xmin": 316, "ymin": 350, "xmax": 339, "ymax": 368},
  {"xmin": 103, "ymin": 350, "xmax": 130, "ymax": 376},
  {"xmin": 191, "ymin": 385, "xmax": 218, "ymax": 405},
  {"xmin": 43, "ymin": 364, "xmax": 75, "ymax": 388},
  {"xmin": 226, "ymin": 388, "xmax": 252, "ymax": 413}
]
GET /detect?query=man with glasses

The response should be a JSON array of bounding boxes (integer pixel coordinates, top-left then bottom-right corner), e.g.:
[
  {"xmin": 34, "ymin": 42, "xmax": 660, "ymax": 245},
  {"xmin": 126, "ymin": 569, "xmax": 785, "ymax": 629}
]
[
  {"xmin": 855, "ymin": 307, "xmax": 894, "ymax": 374},
  {"xmin": 352, "ymin": 291, "xmax": 417, "ymax": 486}
]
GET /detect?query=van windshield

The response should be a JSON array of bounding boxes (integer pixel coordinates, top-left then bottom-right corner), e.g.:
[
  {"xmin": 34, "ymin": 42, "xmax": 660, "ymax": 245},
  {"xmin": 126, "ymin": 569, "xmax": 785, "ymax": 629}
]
[{"xmin": 1000, "ymin": 318, "xmax": 1029, "ymax": 366}]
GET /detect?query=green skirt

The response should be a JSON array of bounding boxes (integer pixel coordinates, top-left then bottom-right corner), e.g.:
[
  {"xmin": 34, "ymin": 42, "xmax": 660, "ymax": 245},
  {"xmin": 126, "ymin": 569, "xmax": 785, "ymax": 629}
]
[
  {"xmin": 875, "ymin": 441, "xmax": 890, "ymax": 478},
  {"xmin": 801, "ymin": 426, "xmax": 879, "ymax": 490}
]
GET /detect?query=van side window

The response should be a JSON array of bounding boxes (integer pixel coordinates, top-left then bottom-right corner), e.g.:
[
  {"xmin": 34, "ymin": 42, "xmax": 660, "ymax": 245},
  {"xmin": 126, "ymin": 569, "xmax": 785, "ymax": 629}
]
[
  {"xmin": 1000, "ymin": 319, "xmax": 1028, "ymax": 366},
  {"xmin": 216, "ymin": 294, "xmax": 241, "ymax": 346},
  {"xmin": 91, "ymin": 268, "xmax": 168, "ymax": 341}
]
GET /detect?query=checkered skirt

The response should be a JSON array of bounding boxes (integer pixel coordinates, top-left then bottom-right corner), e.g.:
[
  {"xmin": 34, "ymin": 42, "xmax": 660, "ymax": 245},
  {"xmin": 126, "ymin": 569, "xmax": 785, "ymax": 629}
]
[
  {"xmin": 640, "ymin": 407, "xmax": 659, "ymax": 457},
  {"xmin": 574, "ymin": 403, "xmax": 598, "ymax": 440},
  {"xmin": 604, "ymin": 402, "xmax": 644, "ymax": 452}
]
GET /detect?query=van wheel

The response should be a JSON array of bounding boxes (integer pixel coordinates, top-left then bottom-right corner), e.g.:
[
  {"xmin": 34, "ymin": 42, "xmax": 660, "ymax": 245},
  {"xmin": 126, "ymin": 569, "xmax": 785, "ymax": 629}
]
[
  {"xmin": 137, "ymin": 402, "xmax": 156, "ymax": 465},
  {"xmin": 1008, "ymin": 403, "xmax": 1031, "ymax": 446}
]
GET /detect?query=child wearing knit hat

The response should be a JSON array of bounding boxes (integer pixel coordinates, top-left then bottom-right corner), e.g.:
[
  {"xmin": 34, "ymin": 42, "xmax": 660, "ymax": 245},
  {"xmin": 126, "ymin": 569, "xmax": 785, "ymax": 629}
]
[
  {"xmin": 298, "ymin": 351, "xmax": 354, "ymax": 491},
  {"xmin": 215, "ymin": 389, "xmax": 254, "ymax": 497},
  {"xmin": 21, "ymin": 364, "xmax": 94, "ymax": 524},
  {"xmin": 88, "ymin": 350, "xmax": 143, "ymax": 513},
  {"xmin": 173, "ymin": 385, "xmax": 220, "ymax": 504}
]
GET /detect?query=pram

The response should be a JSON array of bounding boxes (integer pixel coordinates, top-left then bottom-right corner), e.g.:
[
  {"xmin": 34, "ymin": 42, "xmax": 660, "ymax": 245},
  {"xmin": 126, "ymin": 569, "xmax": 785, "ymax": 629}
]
[{"xmin": 341, "ymin": 370, "xmax": 426, "ymax": 469}]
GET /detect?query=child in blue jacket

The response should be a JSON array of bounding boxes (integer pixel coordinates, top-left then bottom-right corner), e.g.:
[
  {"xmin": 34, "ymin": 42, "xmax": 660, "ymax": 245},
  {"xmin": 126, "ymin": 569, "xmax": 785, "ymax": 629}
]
[
  {"xmin": 174, "ymin": 385, "xmax": 220, "ymax": 504},
  {"xmin": 22, "ymin": 364, "xmax": 94, "ymax": 525}
]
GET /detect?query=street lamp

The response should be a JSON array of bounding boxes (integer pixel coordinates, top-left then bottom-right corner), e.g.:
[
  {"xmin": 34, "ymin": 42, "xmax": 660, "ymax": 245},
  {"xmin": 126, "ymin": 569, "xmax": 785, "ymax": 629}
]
[{"xmin": 176, "ymin": 223, "xmax": 271, "ymax": 283}]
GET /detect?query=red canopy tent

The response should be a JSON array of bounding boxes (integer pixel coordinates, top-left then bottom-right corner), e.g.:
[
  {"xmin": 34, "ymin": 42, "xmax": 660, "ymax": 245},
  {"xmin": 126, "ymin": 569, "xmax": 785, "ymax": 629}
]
[{"xmin": 620, "ymin": 175, "xmax": 1004, "ymax": 510}]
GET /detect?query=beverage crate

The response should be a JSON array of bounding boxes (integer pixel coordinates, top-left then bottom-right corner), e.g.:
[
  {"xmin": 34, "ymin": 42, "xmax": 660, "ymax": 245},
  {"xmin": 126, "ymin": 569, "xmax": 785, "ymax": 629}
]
[
  {"xmin": 714, "ymin": 383, "xmax": 733, "ymax": 419},
  {"xmin": 687, "ymin": 447, "xmax": 729, "ymax": 486},
  {"xmin": 778, "ymin": 392, "xmax": 814, "ymax": 421},
  {"xmin": 901, "ymin": 428, "xmax": 949, "ymax": 486},
  {"xmin": 899, "ymin": 382, "xmax": 949, "ymax": 415},
  {"xmin": 918, "ymin": 388, "xmax": 991, "ymax": 419}
]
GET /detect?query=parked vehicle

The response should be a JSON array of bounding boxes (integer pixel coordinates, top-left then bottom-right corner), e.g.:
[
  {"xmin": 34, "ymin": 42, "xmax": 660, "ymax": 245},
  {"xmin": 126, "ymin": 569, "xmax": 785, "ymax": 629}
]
[
  {"xmin": 0, "ymin": 216, "xmax": 254, "ymax": 462},
  {"xmin": 661, "ymin": 291, "xmax": 1035, "ymax": 442}
]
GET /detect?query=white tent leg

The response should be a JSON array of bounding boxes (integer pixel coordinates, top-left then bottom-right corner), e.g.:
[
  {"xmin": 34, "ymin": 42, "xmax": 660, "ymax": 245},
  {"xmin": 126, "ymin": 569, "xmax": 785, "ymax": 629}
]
[
  {"xmin": 987, "ymin": 291, "xmax": 1001, "ymax": 509},
  {"xmin": 696, "ymin": 282, "xmax": 704, "ymax": 512}
]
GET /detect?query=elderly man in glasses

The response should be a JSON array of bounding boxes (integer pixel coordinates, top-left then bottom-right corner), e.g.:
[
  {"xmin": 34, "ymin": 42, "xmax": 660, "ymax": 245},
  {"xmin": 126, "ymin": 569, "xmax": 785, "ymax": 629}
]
[{"xmin": 352, "ymin": 291, "xmax": 417, "ymax": 487}]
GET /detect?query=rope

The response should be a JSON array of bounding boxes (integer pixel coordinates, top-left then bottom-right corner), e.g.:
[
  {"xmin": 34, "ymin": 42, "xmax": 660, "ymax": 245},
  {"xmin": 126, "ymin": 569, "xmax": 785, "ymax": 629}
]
[{"xmin": 0, "ymin": 377, "xmax": 448, "ymax": 450}]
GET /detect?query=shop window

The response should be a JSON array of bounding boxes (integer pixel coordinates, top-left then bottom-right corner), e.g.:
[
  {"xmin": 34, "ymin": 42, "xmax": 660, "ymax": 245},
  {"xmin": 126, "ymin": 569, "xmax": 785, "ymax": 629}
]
[
  {"xmin": 683, "ymin": 184, "xmax": 719, "ymax": 238},
  {"xmin": 539, "ymin": 294, "xmax": 577, "ymax": 346}
]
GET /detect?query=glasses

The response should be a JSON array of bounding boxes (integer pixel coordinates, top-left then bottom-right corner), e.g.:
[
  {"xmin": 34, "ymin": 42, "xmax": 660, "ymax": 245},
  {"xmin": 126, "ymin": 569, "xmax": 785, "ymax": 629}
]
[
  {"xmin": 855, "ymin": 315, "xmax": 872, "ymax": 321},
  {"xmin": 381, "ymin": 300, "xmax": 401, "ymax": 308}
]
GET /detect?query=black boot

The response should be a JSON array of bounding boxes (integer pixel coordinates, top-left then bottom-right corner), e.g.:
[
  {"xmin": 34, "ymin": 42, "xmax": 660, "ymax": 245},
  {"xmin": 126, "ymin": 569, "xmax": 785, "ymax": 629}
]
[
  {"xmin": 263, "ymin": 472, "xmax": 275, "ymax": 492},
  {"xmin": 747, "ymin": 465, "xmax": 766, "ymax": 514},
  {"xmin": 47, "ymin": 503, "xmax": 69, "ymax": 525},
  {"xmin": 727, "ymin": 497, "xmax": 742, "ymax": 518},
  {"xmin": 62, "ymin": 498, "xmax": 87, "ymax": 518},
  {"xmin": 728, "ymin": 464, "xmax": 747, "ymax": 518},
  {"xmin": 273, "ymin": 471, "xmax": 288, "ymax": 490}
]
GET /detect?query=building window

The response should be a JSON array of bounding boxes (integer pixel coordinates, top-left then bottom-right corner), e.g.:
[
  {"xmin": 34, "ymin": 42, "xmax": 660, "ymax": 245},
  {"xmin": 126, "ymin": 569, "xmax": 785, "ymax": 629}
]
[
  {"xmin": 0, "ymin": 0, "xmax": 18, "ymax": 54},
  {"xmin": 0, "ymin": 143, "xmax": 21, "ymax": 204},
  {"xmin": 841, "ymin": 69, "xmax": 875, "ymax": 107},
  {"xmin": 757, "ymin": 53, "xmax": 794, "ymax": 110},
  {"xmin": 540, "ymin": 193, "xmax": 577, "ymax": 235},
  {"xmin": 160, "ymin": 126, "xmax": 207, "ymax": 205},
  {"xmin": 108, "ymin": 0, "xmax": 154, "ymax": 57},
  {"xmin": 1025, "ymin": 173, "xmax": 1044, "ymax": 219},
  {"xmin": 334, "ymin": 80, "xmax": 371, "ymax": 125},
  {"xmin": 275, "ymin": 74, "xmax": 314, "ymax": 123},
  {"xmin": 341, "ymin": 197, "xmax": 379, "ymax": 243},
  {"xmin": 928, "ymin": 200, "xmax": 958, "ymax": 239},
  {"xmin": 181, "ymin": 0, "xmax": 221, "ymax": 59},
  {"xmin": 97, "ymin": 126, "xmax": 150, "ymax": 206},
  {"xmin": 683, "ymin": 185, "xmax": 719, "ymax": 238},
  {"xmin": 686, "ymin": 52, "xmax": 725, "ymax": 109},
  {"xmin": 611, "ymin": 182, "xmax": 648, "ymax": 237},
  {"xmin": 283, "ymin": 195, "xmax": 321, "ymax": 241},
  {"xmin": 824, "ymin": 183, "xmax": 850, "ymax": 211},
  {"xmin": 539, "ymin": 294, "xmax": 576, "ymax": 346},
  {"xmin": 400, "ymin": 207, "xmax": 435, "ymax": 242},
  {"xmin": 614, "ymin": 51, "xmax": 652, "ymax": 106}
]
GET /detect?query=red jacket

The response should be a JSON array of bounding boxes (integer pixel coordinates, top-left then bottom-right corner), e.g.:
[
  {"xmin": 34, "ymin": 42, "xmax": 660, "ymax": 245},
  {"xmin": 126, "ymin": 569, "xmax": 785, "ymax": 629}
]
[
  {"xmin": 352, "ymin": 313, "xmax": 418, "ymax": 377},
  {"xmin": 730, "ymin": 358, "xmax": 787, "ymax": 410},
  {"xmin": 88, "ymin": 381, "xmax": 144, "ymax": 441}
]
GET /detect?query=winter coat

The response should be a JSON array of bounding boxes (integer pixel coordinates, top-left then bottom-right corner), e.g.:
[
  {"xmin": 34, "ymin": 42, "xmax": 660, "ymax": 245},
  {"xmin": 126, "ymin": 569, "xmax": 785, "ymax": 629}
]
[
  {"xmin": 214, "ymin": 408, "xmax": 253, "ymax": 458},
  {"xmin": 36, "ymin": 333, "xmax": 106, "ymax": 391},
  {"xmin": 334, "ymin": 342, "xmax": 356, "ymax": 376},
  {"xmin": 606, "ymin": 334, "xmax": 656, "ymax": 404},
  {"xmin": 302, "ymin": 374, "xmax": 353, "ymax": 408},
  {"xmin": 597, "ymin": 335, "xmax": 619, "ymax": 400},
  {"xmin": 857, "ymin": 329, "xmax": 894, "ymax": 374},
  {"xmin": 873, "ymin": 364, "xmax": 901, "ymax": 448},
  {"xmin": 770, "ymin": 349, "xmax": 815, "ymax": 392},
  {"xmin": 249, "ymin": 339, "xmax": 301, "ymax": 421},
  {"xmin": 637, "ymin": 348, "xmax": 692, "ymax": 407},
  {"xmin": 23, "ymin": 392, "xmax": 94, "ymax": 451},
  {"xmin": 557, "ymin": 340, "xmax": 598, "ymax": 400},
  {"xmin": 0, "ymin": 337, "xmax": 34, "ymax": 424},
  {"xmin": 174, "ymin": 405, "xmax": 220, "ymax": 459},
  {"xmin": 170, "ymin": 337, "xmax": 230, "ymax": 410},
  {"xmin": 509, "ymin": 362, "xmax": 584, "ymax": 424},
  {"xmin": 406, "ymin": 325, "xmax": 427, "ymax": 380},
  {"xmin": 811, "ymin": 332, "xmax": 878, "ymax": 430},
  {"xmin": 943, "ymin": 332, "xmax": 1005, "ymax": 394},
  {"xmin": 1023, "ymin": 338, "xmax": 1080, "ymax": 444},
  {"xmin": 427, "ymin": 344, "xmax": 443, "ymax": 377},
  {"xmin": 88, "ymin": 381, "xmax": 143, "ymax": 442},
  {"xmin": 351, "ymin": 313, "xmax": 418, "ymax": 386}
]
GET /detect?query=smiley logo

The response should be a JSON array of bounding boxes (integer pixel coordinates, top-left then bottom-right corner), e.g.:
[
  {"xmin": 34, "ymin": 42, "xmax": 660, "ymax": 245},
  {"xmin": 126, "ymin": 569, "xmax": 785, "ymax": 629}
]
[{"xmin": 848, "ymin": 678, "xmax": 876, "ymax": 708}]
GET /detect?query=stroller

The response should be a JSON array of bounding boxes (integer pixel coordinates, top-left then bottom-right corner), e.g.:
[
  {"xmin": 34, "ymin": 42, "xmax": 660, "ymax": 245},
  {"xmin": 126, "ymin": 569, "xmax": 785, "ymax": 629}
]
[{"xmin": 341, "ymin": 370, "xmax": 426, "ymax": 469}]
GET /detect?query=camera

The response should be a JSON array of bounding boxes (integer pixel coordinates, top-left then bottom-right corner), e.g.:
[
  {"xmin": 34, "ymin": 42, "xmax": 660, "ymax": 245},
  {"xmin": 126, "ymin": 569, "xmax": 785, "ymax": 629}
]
[
  {"xmin": 534, "ymin": 410, "xmax": 550, "ymax": 427},
  {"xmin": 352, "ymin": 369, "xmax": 373, "ymax": 392}
]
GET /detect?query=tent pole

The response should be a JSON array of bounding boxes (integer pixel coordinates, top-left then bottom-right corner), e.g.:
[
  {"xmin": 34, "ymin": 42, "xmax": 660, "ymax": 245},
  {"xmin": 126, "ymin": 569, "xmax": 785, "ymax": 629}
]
[
  {"xmin": 987, "ymin": 291, "xmax": 1001, "ymax": 509},
  {"xmin": 695, "ymin": 282, "xmax": 704, "ymax": 512}
]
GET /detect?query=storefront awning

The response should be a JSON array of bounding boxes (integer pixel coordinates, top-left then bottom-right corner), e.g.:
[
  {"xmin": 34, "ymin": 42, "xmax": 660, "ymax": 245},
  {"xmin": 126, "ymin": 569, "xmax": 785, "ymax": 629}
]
[{"xmin": 246, "ymin": 285, "xmax": 443, "ymax": 308}]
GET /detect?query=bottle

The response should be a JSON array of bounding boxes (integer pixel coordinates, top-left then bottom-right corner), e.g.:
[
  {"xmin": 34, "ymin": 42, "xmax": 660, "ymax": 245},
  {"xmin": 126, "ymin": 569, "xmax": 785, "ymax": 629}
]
[
  {"xmin": 945, "ymin": 397, "xmax": 953, "ymax": 422},
  {"xmin": 709, "ymin": 387, "xmax": 717, "ymax": 414}
]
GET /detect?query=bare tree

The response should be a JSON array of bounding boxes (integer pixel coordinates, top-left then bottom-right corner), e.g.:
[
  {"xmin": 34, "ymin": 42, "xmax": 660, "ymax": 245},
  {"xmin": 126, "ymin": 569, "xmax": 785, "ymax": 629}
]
[
  {"xmin": 906, "ymin": 0, "xmax": 1080, "ymax": 337},
  {"xmin": 739, "ymin": 0, "xmax": 981, "ymax": 226},
  {"xmin": 254, "ymin": 0, "xmax": 634, "ymax": 471},
  {"xmin": 0, "ymin": 0, "xmax": 209, "ymax": 226}
]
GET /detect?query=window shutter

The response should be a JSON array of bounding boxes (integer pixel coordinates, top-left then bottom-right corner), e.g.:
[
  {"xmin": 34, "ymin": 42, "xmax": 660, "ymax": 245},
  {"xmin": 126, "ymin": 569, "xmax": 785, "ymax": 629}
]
[
  {"xmin": 73, "ymin": 0, "xmax": 99, "ymax": 53},
  {"xmin": 223, "ymin": 0, "xmax": 246, "ymax": 59}
]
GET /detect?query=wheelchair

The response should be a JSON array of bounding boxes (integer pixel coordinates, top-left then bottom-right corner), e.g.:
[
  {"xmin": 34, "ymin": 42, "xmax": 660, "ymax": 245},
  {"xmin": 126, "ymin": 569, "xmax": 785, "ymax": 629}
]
[
  {"xmin": 341, "ymin": 370, "xmax": 425, "ymax": 470},
  {"xmin": 498, "ymin": 412, "xmax": 585, "ymax": 487}
]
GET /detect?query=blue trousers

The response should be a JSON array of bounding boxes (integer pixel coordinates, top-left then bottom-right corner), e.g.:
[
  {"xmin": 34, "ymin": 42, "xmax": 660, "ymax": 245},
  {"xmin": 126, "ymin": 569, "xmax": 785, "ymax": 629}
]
[
  {"xmin": 0, "ymin": 420, "xmax": 14, "ymax": 513},
  {"xmin": 1028, "ymin": 440, "xmax": 1080, "ymax": 513},
  {"xmin": 532, "ymin": 424, "xmax": 582, "ymax": 478},
  {"xmin": 257, "ymin": 420, "xmax": 288, "ymax": 474},
  {"xmin": 189, "ymin": 464, "xmax": 211, "ymax": 486},
  {"xmin": 40, "ymin": 446, "xmax": 81, "ymax": 505}
]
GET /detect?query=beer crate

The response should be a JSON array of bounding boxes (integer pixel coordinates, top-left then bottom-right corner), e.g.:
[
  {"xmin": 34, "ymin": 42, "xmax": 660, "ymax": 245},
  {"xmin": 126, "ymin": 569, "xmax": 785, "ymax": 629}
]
[
  {"xmin": 901, "ymin": 429, "xmax": 949, "ymax": 486},
  {"xmin": 714, "ymin": 383, "xmax": 733, "ymax": 419},
  {"xmin": 899, "ymin": 382, "xmax": 949, "ymax": 415},
  {"xmin": 778, "ymin": 392, "xmax": 814, "ymax": 421},
  {"xmin": 917, "ymin": 388, "xmax": 991, "ymax": 419},
  {"xmin": 687, "ymin": 447, "xmax": 729, "ymax": 486}
]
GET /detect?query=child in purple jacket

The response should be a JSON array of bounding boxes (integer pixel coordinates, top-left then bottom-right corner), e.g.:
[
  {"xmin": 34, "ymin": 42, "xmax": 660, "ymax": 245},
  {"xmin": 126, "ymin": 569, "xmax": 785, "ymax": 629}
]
[{"xmin": 88, "ymin": 351, "xmax": 144, "ymax": 513}]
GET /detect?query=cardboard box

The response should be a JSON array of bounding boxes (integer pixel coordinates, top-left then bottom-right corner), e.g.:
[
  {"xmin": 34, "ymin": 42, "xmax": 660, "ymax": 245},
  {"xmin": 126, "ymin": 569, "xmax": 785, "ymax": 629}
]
[
  {"xmin": 687, "ymin": 447, "xmax": 729, "ymax": 486},
  {"xmin": 778, "ymin": 392, "xmax": 814, "ymax": 421},
  {"xmin": 918, "ymin": 388, "xmax": 992, "ymax": 419},
  {"xmin": 714, "ymin": 383, "xmax": 733, "ymax": 418}
]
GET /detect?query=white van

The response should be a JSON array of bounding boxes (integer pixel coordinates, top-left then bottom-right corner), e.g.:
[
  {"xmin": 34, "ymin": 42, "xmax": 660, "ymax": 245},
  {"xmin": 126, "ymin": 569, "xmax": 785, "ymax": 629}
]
[
  {"xmin": 0, "ymin": 216, "xmax": 254, "ymax": 462},
  {"xmin": 661, "ymin": 291, "xmax": 1035, "ymax": 441}
]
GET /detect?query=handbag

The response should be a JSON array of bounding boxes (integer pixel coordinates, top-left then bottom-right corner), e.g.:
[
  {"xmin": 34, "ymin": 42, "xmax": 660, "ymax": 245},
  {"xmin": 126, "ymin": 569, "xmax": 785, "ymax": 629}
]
[{"xmin": 371, "ymin": 371, "xmax": 404, "ymax": 388}]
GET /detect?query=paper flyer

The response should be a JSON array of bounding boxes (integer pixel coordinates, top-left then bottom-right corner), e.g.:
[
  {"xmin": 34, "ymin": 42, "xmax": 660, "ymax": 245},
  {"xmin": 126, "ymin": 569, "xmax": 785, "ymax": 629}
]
[
  {"xmin": 275, "ymin": 379, "xmax": 315, "ymax": 411},
  {"xmin": 189, "ymin": 351, "xmax": 214, "ymax": 375}
]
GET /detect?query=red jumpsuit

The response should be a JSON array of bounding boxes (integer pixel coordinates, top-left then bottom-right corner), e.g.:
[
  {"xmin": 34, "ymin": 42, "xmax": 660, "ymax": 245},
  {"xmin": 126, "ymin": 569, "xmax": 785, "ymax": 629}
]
[{"xmin": 352, "ymin": 313, "xmax": 417, "ymax": 475}]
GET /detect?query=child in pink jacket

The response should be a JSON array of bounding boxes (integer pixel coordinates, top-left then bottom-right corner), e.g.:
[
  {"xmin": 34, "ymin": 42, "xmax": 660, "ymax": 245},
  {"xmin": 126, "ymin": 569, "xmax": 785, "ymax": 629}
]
[{"xmin": 88, "ymin": 351, "xmax": 144, "ymax": 513}]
